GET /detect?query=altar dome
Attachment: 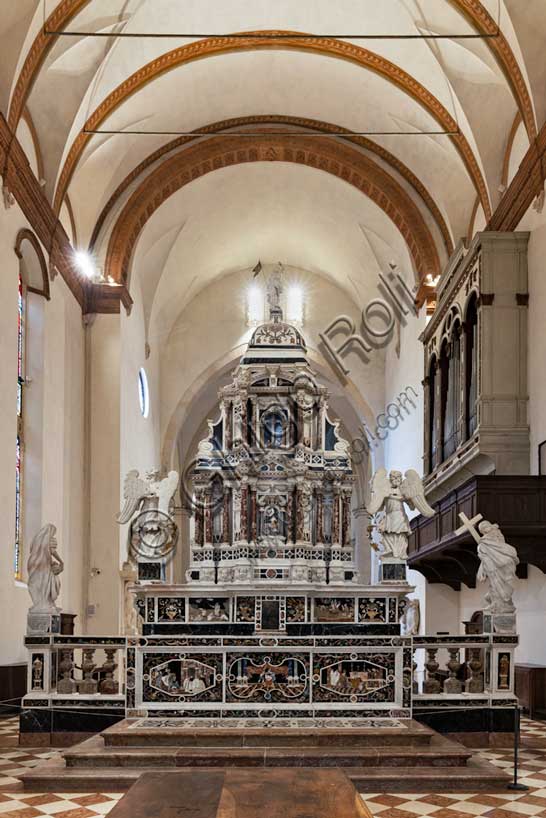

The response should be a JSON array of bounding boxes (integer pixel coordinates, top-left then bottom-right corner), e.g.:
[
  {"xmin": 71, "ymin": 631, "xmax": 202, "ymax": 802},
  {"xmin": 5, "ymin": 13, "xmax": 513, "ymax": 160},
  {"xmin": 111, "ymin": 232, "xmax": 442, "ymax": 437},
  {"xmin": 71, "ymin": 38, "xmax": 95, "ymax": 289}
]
[{"xmin": 242, "ymin": 320, "xmax": 308, "ymax": 366}]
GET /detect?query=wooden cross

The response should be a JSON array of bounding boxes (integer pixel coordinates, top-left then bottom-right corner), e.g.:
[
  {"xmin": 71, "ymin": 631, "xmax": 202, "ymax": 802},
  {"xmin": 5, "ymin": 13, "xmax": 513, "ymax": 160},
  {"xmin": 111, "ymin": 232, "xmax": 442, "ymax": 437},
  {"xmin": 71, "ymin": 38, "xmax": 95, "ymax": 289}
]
[{"xmin": 455, "ymin": 512, "xmax": 483, "ymax": 544}]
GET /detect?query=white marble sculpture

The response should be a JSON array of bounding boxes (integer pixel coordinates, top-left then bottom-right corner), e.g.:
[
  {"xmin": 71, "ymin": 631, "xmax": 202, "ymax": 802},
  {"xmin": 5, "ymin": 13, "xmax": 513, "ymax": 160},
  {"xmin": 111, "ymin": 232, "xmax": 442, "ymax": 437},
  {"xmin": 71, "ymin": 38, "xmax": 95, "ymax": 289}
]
[
  {"xmin": 478, "ymin": 521, "xmax": 519, "ymax": 613},
  {"xmin": 401, "ymin": 598, "xmax": 420, "ymax": 636},
  {"xmin": 117, "ymin": 469, "xmax": 179, "ymax": 523},
  {"xmin": 266, "ymin": 262, "xmax": 284, "ymax": 314},
  {"xmin": 120, "ymin": 560, "xmax": 140, "ymax": 635},
  {"xmin": 368, "ymin": 469, "xmax": 435, "ymax": 560},
  {"xmin": 27, "ymin": 524, "xmax": 64, "ymax": 613},
  {"xmin": 456, "ymin": 513, "xmax": 519, "ymax": 614}
]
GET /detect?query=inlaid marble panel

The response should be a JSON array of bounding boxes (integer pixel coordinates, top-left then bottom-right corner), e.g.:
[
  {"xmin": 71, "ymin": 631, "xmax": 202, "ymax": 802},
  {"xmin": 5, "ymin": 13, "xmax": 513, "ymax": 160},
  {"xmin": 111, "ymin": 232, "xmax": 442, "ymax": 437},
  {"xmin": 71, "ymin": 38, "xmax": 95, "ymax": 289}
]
[
  {"xmin": 141, "ymin": 652, "xmax": 223, "ymax": 703},
  {"xmin": 313, "ymin": 652, "xmax": 396, "ymax": 703},
  {"xmin": 314, "ymin": 598, "xmax": 355, "ymax": 622},
  {"xmin": 226, "ymin": 652, "xmax": 309, "ymax": 703}
]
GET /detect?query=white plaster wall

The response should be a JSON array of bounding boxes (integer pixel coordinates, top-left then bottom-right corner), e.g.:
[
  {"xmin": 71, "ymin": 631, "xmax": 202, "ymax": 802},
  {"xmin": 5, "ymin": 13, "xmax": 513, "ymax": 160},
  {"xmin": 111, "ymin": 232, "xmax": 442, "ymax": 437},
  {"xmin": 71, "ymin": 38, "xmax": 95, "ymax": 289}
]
[
  {"xmin": 120, "ymin": 274, "xmax": 161, "ymax": 563},
  {"xmin": 518, "ymin": 206, "xmax": 546, "ymax": 474},
  {"xmin": 41, "ymin": 275, "xmax": 85, "ymax": 622},
  {"xmin": 383, "ymin": 306, "xmax": 427, "ymax": 475},
  {"xmin": 0, "ymin": 205, "xmax": 85, "ymax": 664},
  {"xmin": 86, "ymin": 315, "xmax": 121, "ymax": 634}
]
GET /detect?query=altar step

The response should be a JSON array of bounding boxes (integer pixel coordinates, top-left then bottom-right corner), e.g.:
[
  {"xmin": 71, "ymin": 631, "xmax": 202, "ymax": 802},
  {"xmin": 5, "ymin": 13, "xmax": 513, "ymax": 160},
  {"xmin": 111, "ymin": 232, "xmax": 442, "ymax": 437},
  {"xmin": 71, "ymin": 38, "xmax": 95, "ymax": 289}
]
[
  {"xmin": 101, "ymin": 719, "xmax": 434, "ymax": 749},
  {"xmin": 63, "ymin": 733, "xmax": 474, "ymax": 768},
  {"xmin": 17, "ymin": 719, "xmax": 509, "ymax": 793}
]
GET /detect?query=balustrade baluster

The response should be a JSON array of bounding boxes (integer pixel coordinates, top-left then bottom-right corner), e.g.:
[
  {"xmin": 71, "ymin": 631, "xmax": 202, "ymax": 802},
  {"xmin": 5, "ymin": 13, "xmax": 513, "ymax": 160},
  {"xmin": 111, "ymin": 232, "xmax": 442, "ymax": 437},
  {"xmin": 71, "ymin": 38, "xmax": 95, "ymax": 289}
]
[
  {"xmin": 79, "ymin": 648, "xmax": 98, "ymax": 694},
  {"xmin": 100, "ymin": 648, "xmax": 119, "ymax": 694},
  {"xmin": 444, "ymin": 647, "xmax": 462, "ymax": 694},
  {"xmin": 423, "ymin": 647, "xmax": 442, "ymax": 694},
  {"xmin": 57, "ymin": 649, "xmax": 76, "ymax": 694},
  {"xmin": 465, "ymin": 647, "xmax": 484, "ymax": 693}
]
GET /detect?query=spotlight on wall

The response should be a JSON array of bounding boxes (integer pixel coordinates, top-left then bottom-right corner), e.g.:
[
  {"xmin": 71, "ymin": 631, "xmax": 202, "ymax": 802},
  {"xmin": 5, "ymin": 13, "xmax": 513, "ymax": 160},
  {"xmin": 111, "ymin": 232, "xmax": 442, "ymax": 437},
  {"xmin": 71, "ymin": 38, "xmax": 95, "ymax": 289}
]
[{"xmin": 74, "ymin": 249, "xmax": 99, "ymax": 281}]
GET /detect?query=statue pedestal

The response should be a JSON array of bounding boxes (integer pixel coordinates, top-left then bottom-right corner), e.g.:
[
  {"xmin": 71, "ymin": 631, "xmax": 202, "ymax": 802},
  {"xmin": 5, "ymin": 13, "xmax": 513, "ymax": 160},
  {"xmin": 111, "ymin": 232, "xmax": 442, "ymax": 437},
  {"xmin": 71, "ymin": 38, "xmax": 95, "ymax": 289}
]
[
  {"xmin": 379, "ymin": 559, "xmax": 407, "ymax": 584},
  {"xmin": 27, "ymin": 612, "xmax": 61, "ymax": 635},
  {"xmin": 483, "ymin": 612, "xmax": 517, "ymax": 634}
]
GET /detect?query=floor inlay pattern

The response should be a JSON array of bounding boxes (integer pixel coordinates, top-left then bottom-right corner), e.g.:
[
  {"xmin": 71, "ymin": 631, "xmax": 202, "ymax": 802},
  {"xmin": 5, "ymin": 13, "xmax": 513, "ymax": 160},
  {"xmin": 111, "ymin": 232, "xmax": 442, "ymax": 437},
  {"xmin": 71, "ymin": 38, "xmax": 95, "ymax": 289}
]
[
  {"xmin": 128, "ymin": 717, "xmax": 406, "ymax": 729},
  {"xmin": 2, "ymin": 716, "xmax": 546, "ymax": 817}
]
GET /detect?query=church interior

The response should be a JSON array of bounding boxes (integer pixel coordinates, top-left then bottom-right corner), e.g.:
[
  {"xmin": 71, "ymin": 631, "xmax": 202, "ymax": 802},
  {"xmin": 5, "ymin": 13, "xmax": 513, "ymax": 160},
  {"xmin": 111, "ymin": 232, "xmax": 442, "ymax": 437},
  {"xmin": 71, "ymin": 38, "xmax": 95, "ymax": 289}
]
[{"xmin": 2, "ymin": 1, "xmax": 546, "ymax": 815}]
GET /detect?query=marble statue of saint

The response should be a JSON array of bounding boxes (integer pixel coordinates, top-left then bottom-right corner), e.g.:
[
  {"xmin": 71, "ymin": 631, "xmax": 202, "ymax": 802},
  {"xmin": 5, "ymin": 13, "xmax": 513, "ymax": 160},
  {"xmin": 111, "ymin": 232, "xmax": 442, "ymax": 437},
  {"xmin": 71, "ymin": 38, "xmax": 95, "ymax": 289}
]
[
  {"xmin": 477, "ymin": 521, "xmax": 519, "ymax": 614},
  {"xmin": 400, "ymin": 599, "xmax": 420, "ymax": 635},
  {"xmin": 27, "ymin": 524, "xmax": 64, "ymax": 613},
  {"xmin": 266, "ymin": 262, "xmax": 284, "ymax": 317},
  {"xmin": 368, "ymin": 469, "xmax": 435, "ymax": 560}
]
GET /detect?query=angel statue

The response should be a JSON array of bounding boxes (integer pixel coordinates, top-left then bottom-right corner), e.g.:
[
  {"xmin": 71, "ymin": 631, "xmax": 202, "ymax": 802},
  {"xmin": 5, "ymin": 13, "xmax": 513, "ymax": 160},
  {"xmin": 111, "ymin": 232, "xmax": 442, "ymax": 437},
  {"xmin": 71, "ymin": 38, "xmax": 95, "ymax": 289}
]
[
  {"xmin": 368, "ymin": 469, "xmax": 435, "ymax": 560},
  {"xmin": 27, "ymin": 524, "xmax": 64, "ymax": 613},
  {"xmin": 117, "ymin": 469, "xmax": 179, "ymax": 560}
]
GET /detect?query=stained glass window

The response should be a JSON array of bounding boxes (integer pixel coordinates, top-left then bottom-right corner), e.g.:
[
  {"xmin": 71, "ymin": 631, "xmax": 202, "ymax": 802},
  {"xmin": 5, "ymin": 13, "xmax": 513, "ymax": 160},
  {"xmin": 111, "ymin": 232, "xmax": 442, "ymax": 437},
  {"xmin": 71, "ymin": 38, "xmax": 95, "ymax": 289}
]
[{"xmin": 15, "ymin": 272, "xmax": 25, "ymax": 579}]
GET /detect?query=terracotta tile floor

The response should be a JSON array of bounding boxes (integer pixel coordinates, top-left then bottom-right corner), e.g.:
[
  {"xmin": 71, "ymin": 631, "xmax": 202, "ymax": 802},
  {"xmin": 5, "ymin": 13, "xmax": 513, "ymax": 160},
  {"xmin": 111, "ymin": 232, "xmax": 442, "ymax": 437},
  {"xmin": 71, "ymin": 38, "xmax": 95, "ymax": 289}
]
[{"xmin": 1, "ymin": 716, "xmax": 546, "ymax": 817}]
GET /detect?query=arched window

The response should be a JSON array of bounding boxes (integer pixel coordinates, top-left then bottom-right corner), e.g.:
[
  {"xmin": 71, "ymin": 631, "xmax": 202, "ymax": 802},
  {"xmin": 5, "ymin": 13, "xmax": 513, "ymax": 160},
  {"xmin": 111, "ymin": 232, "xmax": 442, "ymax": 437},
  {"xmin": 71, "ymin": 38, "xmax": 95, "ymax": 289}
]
[
  {"xmin": 15, "ymin": 272, "xmax": 25, "ymax": 579},
  {"xmin": 138, "ymin": 368, "xmax": 150, "ymax": 418},
  {"xmin": 14, "ymin": 230, "xmax": 48, "ymax": 580},
  {"xmin": 464, "ymin": 295, "xmax": 479, "ymax": 439}
]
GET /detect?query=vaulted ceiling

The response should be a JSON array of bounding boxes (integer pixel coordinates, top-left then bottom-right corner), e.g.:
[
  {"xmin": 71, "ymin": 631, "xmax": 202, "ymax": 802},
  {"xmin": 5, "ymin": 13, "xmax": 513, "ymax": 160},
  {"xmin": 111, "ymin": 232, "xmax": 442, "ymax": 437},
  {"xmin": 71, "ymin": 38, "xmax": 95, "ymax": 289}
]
[{"xmin": 2, "ymin": 0, "xmax": 545, "ymax": 337}]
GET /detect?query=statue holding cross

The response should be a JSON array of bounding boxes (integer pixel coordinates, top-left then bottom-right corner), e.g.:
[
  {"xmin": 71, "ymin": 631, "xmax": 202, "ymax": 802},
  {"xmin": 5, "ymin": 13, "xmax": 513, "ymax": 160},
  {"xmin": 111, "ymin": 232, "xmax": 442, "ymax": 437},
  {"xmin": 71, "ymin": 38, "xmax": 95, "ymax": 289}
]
[{"xmin": 456, "ymin": 512, "xmax": 519, "ymax": 616}]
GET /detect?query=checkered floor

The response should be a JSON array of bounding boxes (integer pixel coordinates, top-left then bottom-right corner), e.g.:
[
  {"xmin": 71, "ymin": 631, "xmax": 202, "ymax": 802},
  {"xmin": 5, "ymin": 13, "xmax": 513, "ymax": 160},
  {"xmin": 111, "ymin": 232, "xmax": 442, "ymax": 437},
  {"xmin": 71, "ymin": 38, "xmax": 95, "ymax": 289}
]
[{"xmin": 1, "ymin": 716, "xmax": 546, "ymax": 817}]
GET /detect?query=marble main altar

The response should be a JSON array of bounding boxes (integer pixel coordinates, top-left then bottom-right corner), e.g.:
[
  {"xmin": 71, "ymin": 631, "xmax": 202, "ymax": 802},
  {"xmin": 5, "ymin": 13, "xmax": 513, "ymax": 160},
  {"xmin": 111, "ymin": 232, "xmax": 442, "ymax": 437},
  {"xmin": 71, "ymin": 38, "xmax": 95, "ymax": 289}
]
[{"xmin": 127, "ymin": 289, "xmax": 414, "ymax": 719}]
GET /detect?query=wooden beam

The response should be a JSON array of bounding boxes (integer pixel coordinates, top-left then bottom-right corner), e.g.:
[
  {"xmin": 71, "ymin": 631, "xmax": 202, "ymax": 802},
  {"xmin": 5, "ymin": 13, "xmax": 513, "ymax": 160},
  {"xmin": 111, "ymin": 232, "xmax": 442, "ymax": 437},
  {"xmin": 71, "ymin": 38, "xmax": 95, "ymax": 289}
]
[{"xmin": 0, "ymin": 113, "xmax": 128, "ymax": 315}]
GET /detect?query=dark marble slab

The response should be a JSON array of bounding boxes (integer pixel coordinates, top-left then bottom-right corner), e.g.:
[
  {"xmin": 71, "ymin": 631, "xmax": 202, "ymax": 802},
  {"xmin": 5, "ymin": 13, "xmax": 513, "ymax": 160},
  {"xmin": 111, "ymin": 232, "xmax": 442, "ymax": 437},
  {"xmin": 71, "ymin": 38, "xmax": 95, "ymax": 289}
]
[
  {"xmin": 143, "ymin": 623, "xmax": 255, "ymax": 636},
  {"xmin": 286, "ymin": 623, "xmax": 400, "ymax": 636},
  {"xmin": 107, "ymin": 769, "xmax": 370, "ymax": 818},
  {"xmin": 414, "ymin": 706, "xmax": 516, "ymax": 734},
  {"xmin": 19, "ymin": 706, "xmax": 124, "ymax": 736}
]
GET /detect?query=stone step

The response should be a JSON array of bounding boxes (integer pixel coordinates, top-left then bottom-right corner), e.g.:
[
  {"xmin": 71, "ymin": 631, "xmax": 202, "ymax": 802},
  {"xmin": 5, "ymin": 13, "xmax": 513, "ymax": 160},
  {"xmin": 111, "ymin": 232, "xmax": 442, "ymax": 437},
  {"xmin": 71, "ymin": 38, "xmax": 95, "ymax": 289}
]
[
  {"xmin": 64, "ymin": 735, "xmax": 472, "ymax": 769},
  {"xmin": 101, "ymin": 718, "xmax": 434, "ymax": 748},
  {"xmin": 350, "ymin": 759, "xmax": 511, "ymax": 793},
  {"xmin": 18, "ymin": 758, "xmax": 509, "ymax": 794}
]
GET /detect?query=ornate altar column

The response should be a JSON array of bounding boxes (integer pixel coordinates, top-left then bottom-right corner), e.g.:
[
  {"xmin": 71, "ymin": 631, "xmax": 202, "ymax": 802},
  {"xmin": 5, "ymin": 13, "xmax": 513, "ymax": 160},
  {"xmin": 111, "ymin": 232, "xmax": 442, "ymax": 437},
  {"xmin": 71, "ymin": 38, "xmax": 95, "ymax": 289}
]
[
  {"xmin": 222, "ymin": 487, "xmax": 231, "ymax": 545},
  {"xmin": 204, "ymin": 487, "xmax": 213, "ymax": 546},
  {"xmin": 233, "ymin": 399, "xmax": 246, "ymax": 443},
  {"xmin": 224, "ymin": 401, "xmax": 232, "ymax": 450},
  {"xmin": 194, "ymin": 489, "xmax": 205, "ymax": 546},
  {"xmin": 295, "ymin": 484, "xmax": 304, "ymax": 543},
  {"xmin": 332, "ymin": 486, "xmax": 341, "ymax": 546},
  {"xmin": 240, "ymin": 481, "xmax": 249, "ymax": 543},
  {"xmin": 341, "ymin": 489, "xmax": 351, "ymax": 546},
  {"xmin": 286, "ymin": 488, "xmax": 295, "ymax": 544},
  {"xmin": 249, "ymin": 483, "xmax": 257, "ymax": 543},
  {"xmin": 315, "ymin": 489, "xmax": 324, "ymax": 544}
]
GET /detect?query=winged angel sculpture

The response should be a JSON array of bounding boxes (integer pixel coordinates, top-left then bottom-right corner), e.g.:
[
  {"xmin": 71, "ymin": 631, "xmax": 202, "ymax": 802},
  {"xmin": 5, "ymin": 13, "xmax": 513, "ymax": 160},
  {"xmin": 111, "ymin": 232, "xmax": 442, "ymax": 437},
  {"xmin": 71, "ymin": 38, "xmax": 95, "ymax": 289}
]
[
  {"xmin": 368, "ymin": 469, "xmax": 435, "ymax": 560},
  {"xmin": 117, "ymin": 470, "xmax": 179, "ymax": 559}
]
